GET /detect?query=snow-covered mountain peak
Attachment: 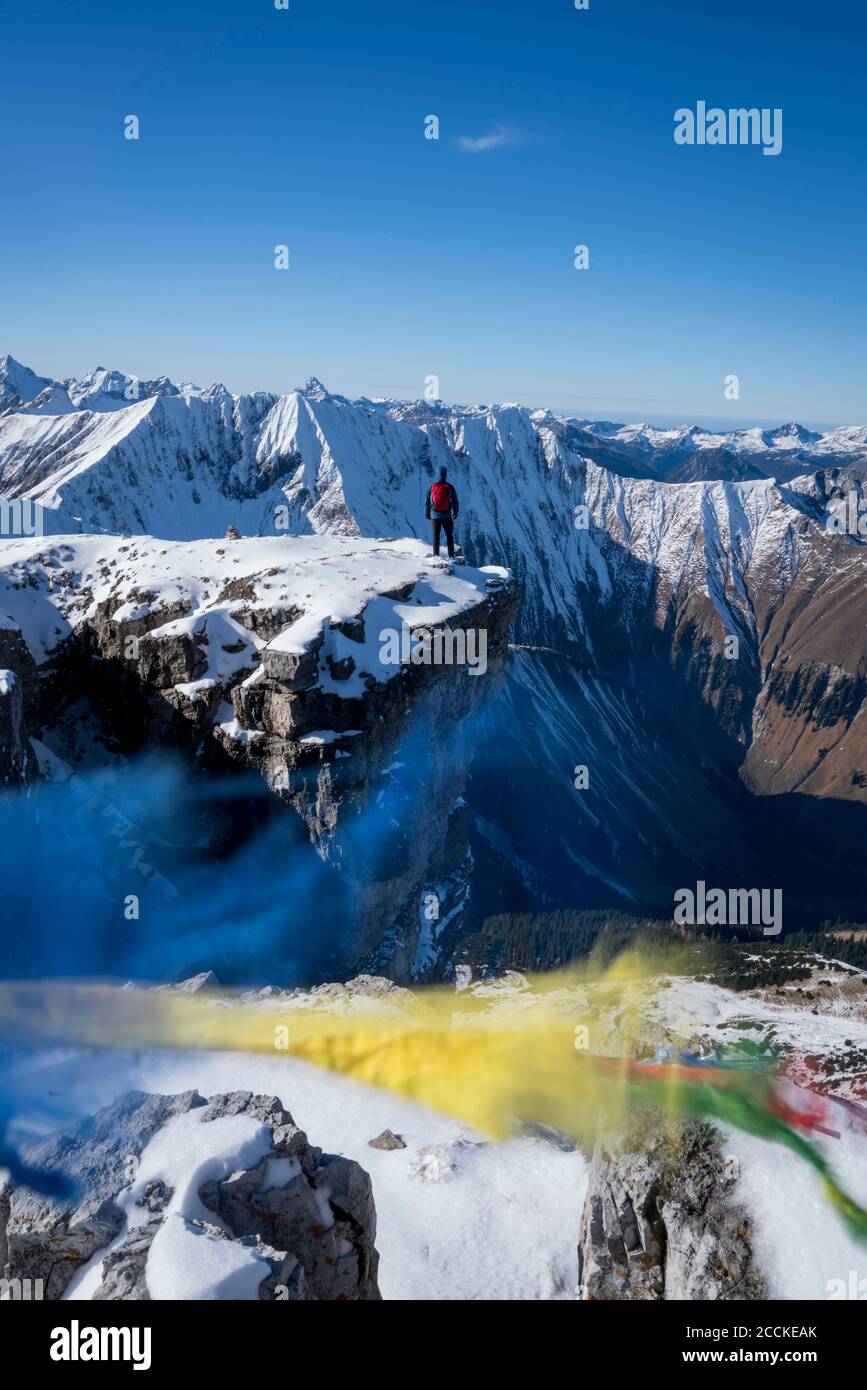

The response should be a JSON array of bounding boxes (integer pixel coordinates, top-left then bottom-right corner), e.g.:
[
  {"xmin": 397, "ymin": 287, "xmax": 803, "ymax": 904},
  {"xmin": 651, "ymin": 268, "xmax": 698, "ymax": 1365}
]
[
  {"xmin": 299, "ymin": 376, "xmax": 332, "ymax": 401},
  {"xmin": 763, "ymin": 421, "xmax": 822, "ymax": 449},
  {"xmin": 0, "ymin": 353, "xmax": 53, "ymax": 410},
  {"xmin": 62, "ymin": 365, "xmax": 189, "ymax": 413}
]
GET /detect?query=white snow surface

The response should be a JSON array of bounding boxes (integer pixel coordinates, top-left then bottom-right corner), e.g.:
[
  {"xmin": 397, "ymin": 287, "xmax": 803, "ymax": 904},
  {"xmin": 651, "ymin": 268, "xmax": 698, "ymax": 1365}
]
[{"xmin": 137, "ymin": 1110, "xmax": 275, "ymax": 1301}]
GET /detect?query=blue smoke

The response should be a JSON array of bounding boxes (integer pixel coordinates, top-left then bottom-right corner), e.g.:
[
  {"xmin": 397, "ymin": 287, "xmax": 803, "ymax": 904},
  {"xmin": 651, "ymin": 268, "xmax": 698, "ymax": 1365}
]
[
  {"xmin": 0, "ymin": 1103, "xmax": 76, "ymax": 1199},
  {"xmin": 0, "ymin": 754, "xmax": 348, "ymax": 984},
  {"xmin": 0, "ymin": 694, "xmax": 486, "ymax": 987}
]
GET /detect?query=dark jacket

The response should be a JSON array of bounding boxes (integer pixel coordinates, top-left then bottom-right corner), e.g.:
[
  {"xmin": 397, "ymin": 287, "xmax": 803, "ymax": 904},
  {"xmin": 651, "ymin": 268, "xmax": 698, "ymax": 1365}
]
[{"xmin": 425, "ymin": 482, "xmax": 459, "ymax": 520}]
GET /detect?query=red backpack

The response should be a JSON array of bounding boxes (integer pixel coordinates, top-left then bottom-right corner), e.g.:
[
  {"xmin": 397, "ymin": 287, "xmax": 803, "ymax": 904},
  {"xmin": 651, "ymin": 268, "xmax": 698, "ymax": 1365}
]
[{"xmin": 430, "ymin": 481, "xmax": 451, "ymax": 511}]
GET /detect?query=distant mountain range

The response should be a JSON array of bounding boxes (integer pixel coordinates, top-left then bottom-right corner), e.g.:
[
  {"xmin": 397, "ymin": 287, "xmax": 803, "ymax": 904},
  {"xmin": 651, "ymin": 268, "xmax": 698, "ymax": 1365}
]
[{"xmin": 3, "ymin": 354, "xmax": 867, "ymax": 533}]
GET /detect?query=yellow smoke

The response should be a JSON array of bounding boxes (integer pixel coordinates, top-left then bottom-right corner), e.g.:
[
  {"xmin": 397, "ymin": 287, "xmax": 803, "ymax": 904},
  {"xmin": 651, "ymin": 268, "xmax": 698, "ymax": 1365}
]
[
  {"xmin": 0, "ymin": 949, "xmax": 687, "ymax": 1143},
  {"xmin": 8, "ymin": 951, "xmax": 867, "ymax": 1244}
]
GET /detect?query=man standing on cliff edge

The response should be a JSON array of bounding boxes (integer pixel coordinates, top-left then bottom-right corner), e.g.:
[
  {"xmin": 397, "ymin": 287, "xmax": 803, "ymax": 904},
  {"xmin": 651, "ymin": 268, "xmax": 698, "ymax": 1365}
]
[{"xmin": 425, "ymin": 466, "xmax": 459, "ymax": 559}]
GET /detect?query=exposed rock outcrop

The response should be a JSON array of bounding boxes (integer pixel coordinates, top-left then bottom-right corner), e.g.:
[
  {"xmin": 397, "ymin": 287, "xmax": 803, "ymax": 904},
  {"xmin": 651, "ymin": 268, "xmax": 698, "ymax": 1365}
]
[
  {"xmin": 368, "ymin": 1129, "xmax": 406, "ymax": 1151},
  {"xmin": 577, "ymin": 1116, "xmax": 766, "ymax": 1301},
  {"xmin": 1, "ymin": 1089, "xmax": 381, "ymax": 1301}
]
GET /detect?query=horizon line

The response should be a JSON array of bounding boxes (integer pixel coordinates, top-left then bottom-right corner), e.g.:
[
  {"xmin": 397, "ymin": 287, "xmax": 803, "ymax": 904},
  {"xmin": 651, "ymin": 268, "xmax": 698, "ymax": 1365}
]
[{"xmin": 3, "ymin": 351, "xmax": 864, "ymax": 435}]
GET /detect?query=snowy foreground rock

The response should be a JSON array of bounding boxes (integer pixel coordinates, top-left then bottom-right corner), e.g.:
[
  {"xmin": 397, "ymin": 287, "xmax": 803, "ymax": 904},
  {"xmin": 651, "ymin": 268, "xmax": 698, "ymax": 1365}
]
[{"xmin": 0, "ymin": 1090, "xmax": 380, "ymax": 1300}]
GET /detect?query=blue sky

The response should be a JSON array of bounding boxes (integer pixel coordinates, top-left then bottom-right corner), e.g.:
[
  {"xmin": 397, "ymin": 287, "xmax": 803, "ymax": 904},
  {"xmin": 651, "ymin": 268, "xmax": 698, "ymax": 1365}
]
[{"xmin": 2, "ymin": 0, "xmax": 866, "ymax": 426}]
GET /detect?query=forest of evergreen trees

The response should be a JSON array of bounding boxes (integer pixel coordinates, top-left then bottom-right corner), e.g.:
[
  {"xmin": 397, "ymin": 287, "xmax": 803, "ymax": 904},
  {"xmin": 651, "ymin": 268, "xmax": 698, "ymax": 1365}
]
[
  {"xmin": 450, "ymin": 909, "xmax": 867, "ymax": 989},
  {"xmin": 787, "ymin": 924, "xmax": 867, "ymax": 971}
]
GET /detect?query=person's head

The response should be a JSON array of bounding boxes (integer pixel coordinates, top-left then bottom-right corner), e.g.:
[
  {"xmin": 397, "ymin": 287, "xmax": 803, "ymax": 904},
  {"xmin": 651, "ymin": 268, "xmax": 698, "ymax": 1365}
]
[{"xmin": 438, "ymin": 466, "xmax": 448, "ymax": 481}]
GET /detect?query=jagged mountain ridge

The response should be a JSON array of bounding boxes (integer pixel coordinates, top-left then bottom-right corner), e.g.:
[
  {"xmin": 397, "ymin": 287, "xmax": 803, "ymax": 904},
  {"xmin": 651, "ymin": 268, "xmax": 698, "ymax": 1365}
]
[{"xmin": 3, "ymin": 355, "xmax": 867, "ymax": 529}]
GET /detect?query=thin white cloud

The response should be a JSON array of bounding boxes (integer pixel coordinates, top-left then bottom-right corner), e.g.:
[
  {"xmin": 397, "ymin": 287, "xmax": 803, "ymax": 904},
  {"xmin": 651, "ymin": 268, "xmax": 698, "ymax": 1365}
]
[{"xmin": 457, "ymin": 125, "xmax": 533, "ymax": 154}]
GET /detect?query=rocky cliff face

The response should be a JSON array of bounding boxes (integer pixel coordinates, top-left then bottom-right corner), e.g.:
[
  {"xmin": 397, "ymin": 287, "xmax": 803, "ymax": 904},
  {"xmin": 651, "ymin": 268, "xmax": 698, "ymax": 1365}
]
[
  {"xmin": 0, "ymin": 1088, "xmax": 380, "ymax": 1301},
  {"xmin": 0, "ymin": 534, "xmax": 518, "ymax": 981}
]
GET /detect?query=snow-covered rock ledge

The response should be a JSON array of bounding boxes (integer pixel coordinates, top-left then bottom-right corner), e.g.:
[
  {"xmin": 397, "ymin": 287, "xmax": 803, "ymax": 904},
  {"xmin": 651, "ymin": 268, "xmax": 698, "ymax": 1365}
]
[
  {"xmin": 0, "ymin": 532, "xmax": 516, "ymax": 755},
  {"xmin": 2, "ymin": 529, "xmax": 507, "ymax": 675}
]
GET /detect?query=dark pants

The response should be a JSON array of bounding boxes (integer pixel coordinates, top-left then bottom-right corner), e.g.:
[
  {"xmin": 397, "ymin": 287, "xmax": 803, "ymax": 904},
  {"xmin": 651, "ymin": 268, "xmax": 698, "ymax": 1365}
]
[{"xmin": 432, "ymin": 516, "xmax": 455, "ymax": 557}]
